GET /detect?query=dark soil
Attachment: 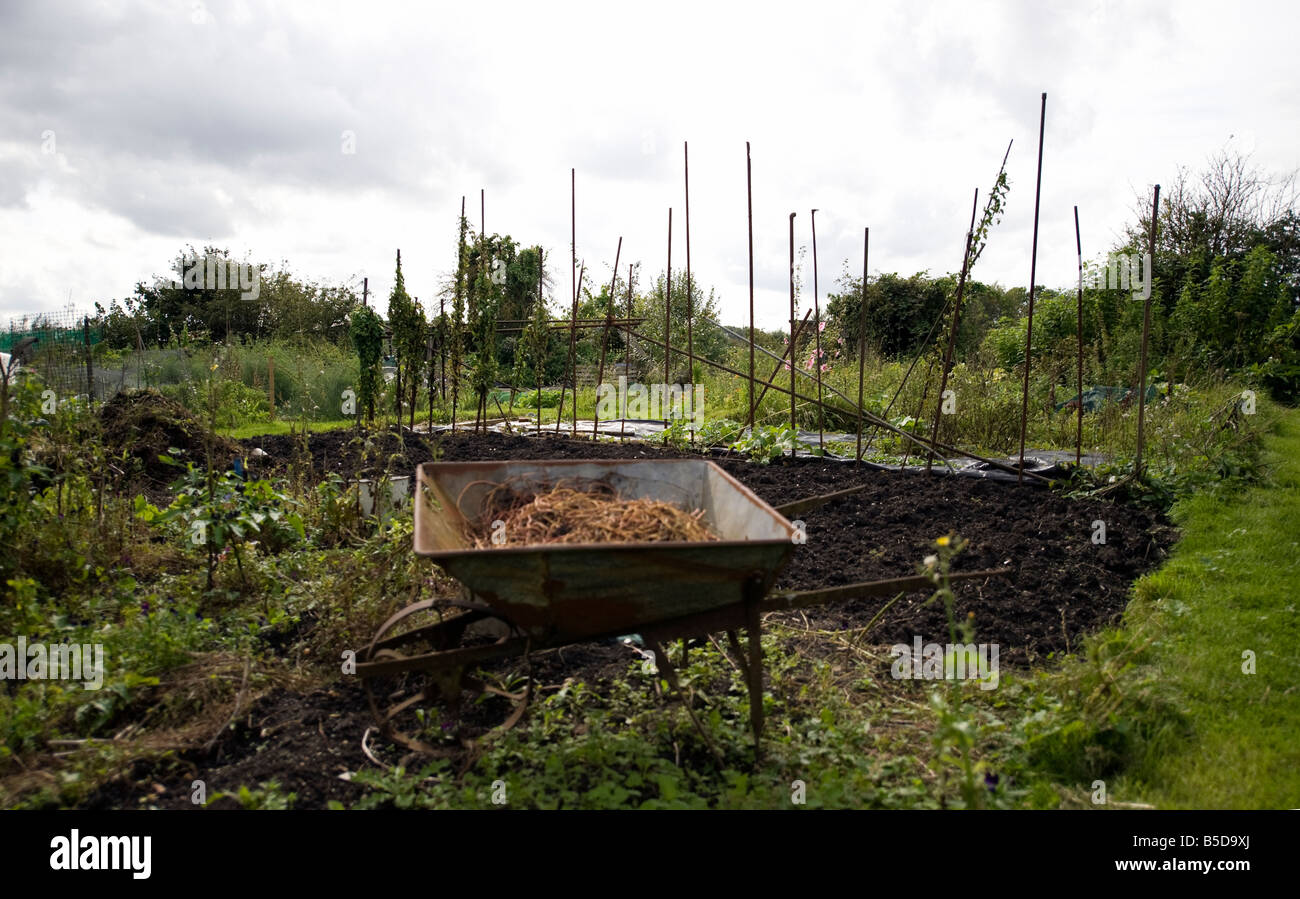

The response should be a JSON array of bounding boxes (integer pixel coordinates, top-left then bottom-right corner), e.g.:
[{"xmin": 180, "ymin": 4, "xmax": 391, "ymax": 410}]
[
  {"xmin": 87, "ymin": 428, "xmax": 1176, "ymax": 808},
  {"xmin": 739, "ymin": 463, "xmax": 1174, "ymax": 664},
  {"xmin": 239, "ymin": 425, "xmax": 697, "ymax": 482},
  {"xmin": 86, "ymin": 684, "xmax": 374, "ymax": 810}
]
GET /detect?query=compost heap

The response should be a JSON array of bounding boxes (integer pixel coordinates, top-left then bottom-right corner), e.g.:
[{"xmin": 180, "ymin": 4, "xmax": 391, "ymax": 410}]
[
  {"xmin": 99, "ymin": 388, "xmax": 239, "ymax": 485},
  {"xmin": 467, "ymin": 477, "xmax": 718, "ymax": 547}
]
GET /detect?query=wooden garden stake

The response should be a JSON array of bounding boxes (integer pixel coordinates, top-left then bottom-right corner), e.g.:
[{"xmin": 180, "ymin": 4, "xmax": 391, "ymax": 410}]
[
  {"xmin": 1135, "ymin": 184, "xmax": 1160, "ymax": 476},
  {"xmin": 1018, "ymin": 92, "xmax": 1047, "ymax": 483}
]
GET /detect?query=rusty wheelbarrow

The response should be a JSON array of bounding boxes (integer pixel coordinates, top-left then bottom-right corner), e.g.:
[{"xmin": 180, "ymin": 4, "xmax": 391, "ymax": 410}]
[{"xmin": 356, "ymin": 458, "xmax": 1008, "ymax": 756}]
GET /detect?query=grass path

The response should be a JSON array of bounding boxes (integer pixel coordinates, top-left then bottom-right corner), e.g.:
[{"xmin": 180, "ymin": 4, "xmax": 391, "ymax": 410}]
[
  {"xmin": 218, "ymin": 418, "xmax": 355, "ymax": 439},
  {"xmin": 1121, "ymin": 406, "xmax": 1300, "ymax": 808}
]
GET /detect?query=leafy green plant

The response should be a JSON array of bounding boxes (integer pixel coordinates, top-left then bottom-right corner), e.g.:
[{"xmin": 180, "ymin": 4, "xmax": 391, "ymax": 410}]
[
  {"xmin": 659, "ymin": 411, "xmax": 691, "ymax": 450},
  {"xmin": 0, "ymin": 379, "xmax": 46, "ymax": 586},
  {"xmin": 465, "ymin": 234, "xmax": 509, "ymax": 430},
  {"xmin": 211, "ymin": 379, "xmax": 271, "ymax": 429},
  {"xmin": 352, "ymin": 762, "xmax": 450, "ymax": 810},
  {"xmin": 1017, "ymin": 624, "xmax": 1185, "ymax": 785},
  {"xmin": 349, "ymin": 306, "xmax": 384, "ymax": 424},
  {"xmin": 387, "ymin": 251, "xmax": 426, "ymax": 429},
  {"xmin": 698, "ymin": 417, "xmax": 743, "ymax": 447},
  {"xmin": 449, "ymin": 213, "xmax": 469, "ymax": 424},
  {"xmin": 927, "ymin": 687, "xmax": 1012, "ymax": 809},
  {"xmin": 309, "ymin": 471, "xmax": 361, "ymax": 547},
  {"xmin": 73, "ymin": 671, "xmax": 161, "ymax": 735},
  {"xmin": 155, "ymin": 461, "xmax": 304, "ymax": 596},
  {"xmin": 730, "ymin": 425, "xmax": 798, "ymax": 464},
  {"xmin": 217, "ymin": 780, "xmax": 298, "ymax": 810},
  {"xmin": 917, "ymin": 535, "xmax": 1012, "ymax": 809},
  {"xmin": 513, "ymin": 388, "xmax": 560, "ymax": 409},
  {"xmin": 512, "ymin": 265, "xmax": 553, "ymax": 427}
]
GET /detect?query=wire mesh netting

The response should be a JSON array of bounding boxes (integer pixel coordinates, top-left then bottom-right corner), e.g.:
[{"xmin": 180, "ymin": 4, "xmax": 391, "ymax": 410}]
[
  {"xmin": 2, "ymin": 309, "xmax": 101, "ymax": 397},
  {"xmin": 2, "ymin": 310, "xmax": 202, "ymax": 401}
]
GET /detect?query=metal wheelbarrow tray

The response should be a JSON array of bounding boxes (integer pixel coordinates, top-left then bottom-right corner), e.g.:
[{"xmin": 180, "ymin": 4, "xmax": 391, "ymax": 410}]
[
  {"xmin": 414, "ymin": 458, "xmax": 796, "ymax": 643},
  {"xmin": 356, "ymin": 458, "xmax": 1010, "ymax": 755}
]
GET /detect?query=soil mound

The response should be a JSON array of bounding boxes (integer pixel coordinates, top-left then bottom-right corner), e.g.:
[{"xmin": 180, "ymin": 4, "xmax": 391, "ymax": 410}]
[{"xmin": 99, "ymin": 389, "xmax": 238, "ymax": 486}]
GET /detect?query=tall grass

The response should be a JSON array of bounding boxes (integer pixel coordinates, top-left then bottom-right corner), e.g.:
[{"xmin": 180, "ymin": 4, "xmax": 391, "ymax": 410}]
[{"xmin": 117, "ymin": 339, "xmax": 359, "ymax": 426}]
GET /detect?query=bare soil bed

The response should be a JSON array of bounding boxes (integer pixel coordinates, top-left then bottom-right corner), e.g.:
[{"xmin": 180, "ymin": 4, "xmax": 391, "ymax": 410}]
[
  {"xmin": 240, "ymin": 424, "xmax": 695, "ymax": 480},
  {"xmin": 243, "ymin": 426, "xmax": 1173, "ymax": 662}
]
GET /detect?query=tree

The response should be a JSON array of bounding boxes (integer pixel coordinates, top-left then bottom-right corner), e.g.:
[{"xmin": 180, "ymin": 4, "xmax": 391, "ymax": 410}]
[
  {"xmin": 826, "ymin": 272, "xmax": 949, "ymax": 359},
  {"xmin": 257, "ymin": 269, "xmax": 359, "ymax": 344},
  {"xmin": 103, "ymin": 248, "xmax": 360, "ymax": 349},
  {"xmin": 1129, "ymin": 149, "xmax": 1298, "ymax": 262},
  {"xmin": 494, "ymin": 244, "xmax": 546, "ymax": 374},
  {"xmin": 632, "ymin": 270, "xmax": 725, "ymax": 381},
  {"xmin": 128, "ymin": 246, "xmax": 263, "ymax": 345},
  {"xmin": 1119, "ymin": 151, "xmax": 1299, "ymax": 390},
  {"xmin": 1124, "ymin": 149, "xmax": 1299, "ymax": 315}
]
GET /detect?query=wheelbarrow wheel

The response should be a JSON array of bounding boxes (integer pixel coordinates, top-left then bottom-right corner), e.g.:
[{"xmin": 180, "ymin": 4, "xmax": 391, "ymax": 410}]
[{"xmin": 359, "ymin": 598, "xmax": 533, "ymax": 756}]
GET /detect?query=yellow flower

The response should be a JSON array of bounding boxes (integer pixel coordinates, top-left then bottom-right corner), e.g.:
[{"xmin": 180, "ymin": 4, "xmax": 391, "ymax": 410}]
[{"xmin": 936, "ymin": 536, "xmax": 950, "ymax": 547}]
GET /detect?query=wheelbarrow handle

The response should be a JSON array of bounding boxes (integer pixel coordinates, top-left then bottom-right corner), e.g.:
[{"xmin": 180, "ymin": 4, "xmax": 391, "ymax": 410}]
[{"xmin": 763, "ymin": 567, "xmax": 1013, "ymax": 613}]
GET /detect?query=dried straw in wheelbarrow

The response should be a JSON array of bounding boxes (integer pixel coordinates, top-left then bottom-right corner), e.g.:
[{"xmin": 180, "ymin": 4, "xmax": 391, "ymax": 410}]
[{"xmin": 462, "ymin": 476, "xmax": 719, "ymax": 548}]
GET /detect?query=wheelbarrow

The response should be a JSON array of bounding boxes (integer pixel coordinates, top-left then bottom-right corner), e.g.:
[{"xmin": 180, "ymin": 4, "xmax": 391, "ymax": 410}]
[{"xmin": 356, "ymin": 458, "xmax": 1009, "ymax": 756}]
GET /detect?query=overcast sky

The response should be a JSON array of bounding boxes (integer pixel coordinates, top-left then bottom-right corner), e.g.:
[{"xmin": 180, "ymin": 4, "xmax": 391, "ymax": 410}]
[{"xmin": 1, "ymin": 0, "xmax": 1297, "ymax": 330}]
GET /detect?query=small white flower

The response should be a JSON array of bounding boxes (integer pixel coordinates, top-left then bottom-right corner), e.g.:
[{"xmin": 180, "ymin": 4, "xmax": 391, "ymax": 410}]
[{"xmin": 923, "ymin": 554, "xmax": 938, "ymax": 569}]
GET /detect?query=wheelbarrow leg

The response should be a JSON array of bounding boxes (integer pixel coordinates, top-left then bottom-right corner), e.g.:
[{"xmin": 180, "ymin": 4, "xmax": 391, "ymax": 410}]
[
  {"xmin": 650, "ymin": 641, "xmax": 723, "ymax": 766},
  {"xmin": 744, "ymin": 574, "xmax": 765, "ymax": 759},
  {"xmin": 725, "ymin": 630, "xmax": 750, "ymax": 681}
]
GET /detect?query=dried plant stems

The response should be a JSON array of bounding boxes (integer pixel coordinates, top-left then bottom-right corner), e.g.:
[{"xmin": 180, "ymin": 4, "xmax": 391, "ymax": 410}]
[{"xmin": 466, "ymin": 478, "xmax": 718, "ymax": 548}]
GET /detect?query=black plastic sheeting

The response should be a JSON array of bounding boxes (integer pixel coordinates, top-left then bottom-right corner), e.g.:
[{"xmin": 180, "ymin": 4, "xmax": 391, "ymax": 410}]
[
  {"xmin": 426, "ymin": 418, "xmax": 1103, "ymax": 486},
  {"xmin": 701, "ymin": 445, "xmax": 1102, "ymax": 485}
]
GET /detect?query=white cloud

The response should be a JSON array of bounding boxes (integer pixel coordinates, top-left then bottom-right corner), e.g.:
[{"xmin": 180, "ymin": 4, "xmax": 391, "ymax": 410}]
[{"xmin": 1, "ymin": 0, "xmax": 1297, "ymax": 328}]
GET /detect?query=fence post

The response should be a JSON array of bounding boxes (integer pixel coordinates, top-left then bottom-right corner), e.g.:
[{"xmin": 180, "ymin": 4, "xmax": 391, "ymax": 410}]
[{"xmin": 83, "ymin": 316, "xmax": 94, "ymax": 403}]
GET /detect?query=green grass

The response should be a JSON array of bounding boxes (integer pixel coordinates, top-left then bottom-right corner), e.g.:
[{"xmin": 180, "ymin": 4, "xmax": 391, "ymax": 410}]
[
  {"xmin": 1097, "ymin": 407, "xmax": 1300, "ymax": 808},
  {"xmin": 218, "ymin": 418, "xmax": 356, "ymax": 439}
]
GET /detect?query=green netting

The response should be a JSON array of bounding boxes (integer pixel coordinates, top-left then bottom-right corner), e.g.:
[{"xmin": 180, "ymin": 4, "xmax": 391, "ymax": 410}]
[
  {"xmin": 0, "ymin": 328, "xmax": 100, "ymax": 352},
  {"xmin": 1055, "ymin": 384, "xmax": 1159, "ymax": 413},
  {"xmin": 1, "ymin": 310, "xmax": 101, "ymax": 352}
]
